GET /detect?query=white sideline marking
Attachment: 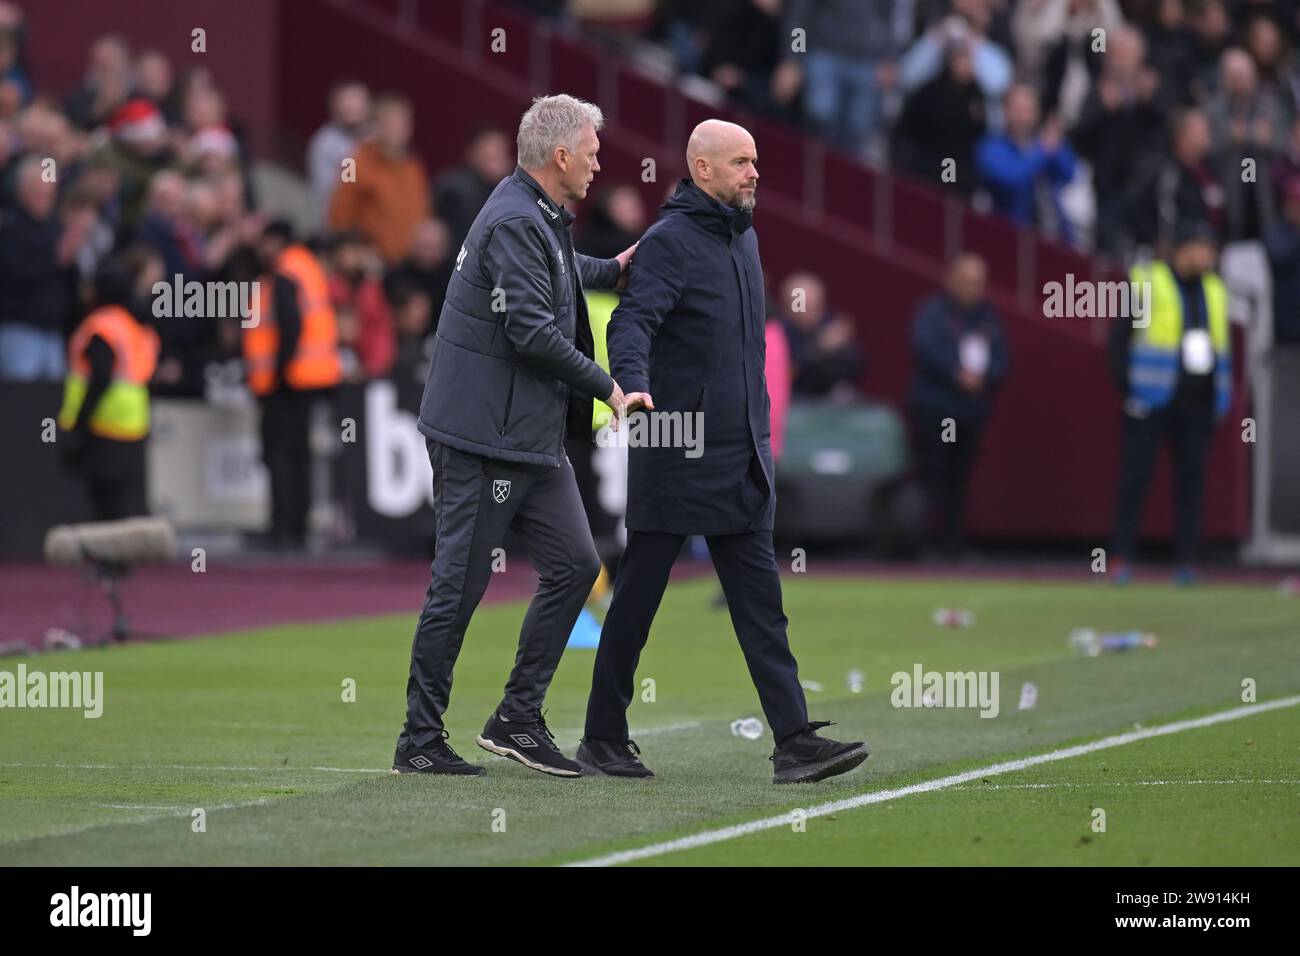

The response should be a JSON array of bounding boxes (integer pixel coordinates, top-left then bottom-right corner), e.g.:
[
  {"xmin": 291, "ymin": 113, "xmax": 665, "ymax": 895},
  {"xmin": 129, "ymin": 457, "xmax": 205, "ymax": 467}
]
[
  {"xmin": 952, "ymin": 779, "xmax": 1300, "ymax": 790},
  {"xmin": 565, "ymin": 695, "xmax": 1300, "ymax": 867}
]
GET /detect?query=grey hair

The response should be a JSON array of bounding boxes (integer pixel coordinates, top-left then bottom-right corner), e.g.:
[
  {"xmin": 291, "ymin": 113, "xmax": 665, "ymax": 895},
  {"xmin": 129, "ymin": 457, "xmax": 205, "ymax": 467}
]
[{"xmin": 516, "ymin": 94, "xmax": 603, "ymax": 170}]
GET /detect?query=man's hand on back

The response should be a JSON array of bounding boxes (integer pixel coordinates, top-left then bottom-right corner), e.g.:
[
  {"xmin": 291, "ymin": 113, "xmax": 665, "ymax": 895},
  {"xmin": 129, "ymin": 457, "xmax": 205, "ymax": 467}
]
[{"xmin": 614, "ymin": 242, "xmax": 637, "ymax": 291}]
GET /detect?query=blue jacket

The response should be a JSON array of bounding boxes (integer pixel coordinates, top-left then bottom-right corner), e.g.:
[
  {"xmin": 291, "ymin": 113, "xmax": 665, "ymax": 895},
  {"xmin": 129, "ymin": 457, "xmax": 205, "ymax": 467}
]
[
  {"xmin": 417, "ymin": 167, "xmax": 619, "ymax": 466},
  {"xmin": 976, "ymin": 134, "xmax": 1077, "ymax": 241},
  {"xmin": 609, "ymin": 179, "xmax": 774, "ymax": 534}
]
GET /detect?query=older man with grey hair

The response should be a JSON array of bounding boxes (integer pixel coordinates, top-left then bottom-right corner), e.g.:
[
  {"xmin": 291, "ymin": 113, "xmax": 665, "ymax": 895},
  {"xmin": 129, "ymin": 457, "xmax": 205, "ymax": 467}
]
[{"xmin": 393, "ymin": 93, "xmax": 639, "ymax": 778}]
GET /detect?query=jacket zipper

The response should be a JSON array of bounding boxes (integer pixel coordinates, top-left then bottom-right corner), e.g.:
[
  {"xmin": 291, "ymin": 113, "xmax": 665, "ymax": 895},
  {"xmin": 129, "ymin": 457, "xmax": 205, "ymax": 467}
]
[{"xmin": 500, "ymin": 368, "xmax": 516, "ymax": 435}]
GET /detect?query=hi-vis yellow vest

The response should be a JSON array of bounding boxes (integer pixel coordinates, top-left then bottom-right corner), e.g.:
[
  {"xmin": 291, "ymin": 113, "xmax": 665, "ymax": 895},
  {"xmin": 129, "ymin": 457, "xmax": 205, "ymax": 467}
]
[
  {"xmin": 58, "ymin": 305, "xmax": 160, "ymax": 441},
  {"xmin": 1127, "ymin": 261, "xmax": 1230, "ymax": 418},
  {"xmin": 587, "ymin": 290, "xmax": 618, "ymax": 430}
]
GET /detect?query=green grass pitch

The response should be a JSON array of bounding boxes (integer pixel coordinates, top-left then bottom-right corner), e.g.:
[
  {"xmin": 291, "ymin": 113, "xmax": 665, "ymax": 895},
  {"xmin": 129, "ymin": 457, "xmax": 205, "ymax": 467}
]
[{"xmin": 1, "ymin": 576, "xmax": 1297, "ymax": 866}]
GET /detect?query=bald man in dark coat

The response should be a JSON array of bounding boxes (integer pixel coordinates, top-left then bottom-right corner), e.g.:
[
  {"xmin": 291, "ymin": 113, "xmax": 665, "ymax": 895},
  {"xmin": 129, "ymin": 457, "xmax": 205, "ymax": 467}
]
[{"xmin": 578, "ymin": 120, "xmax": 869, "ymax": 784}]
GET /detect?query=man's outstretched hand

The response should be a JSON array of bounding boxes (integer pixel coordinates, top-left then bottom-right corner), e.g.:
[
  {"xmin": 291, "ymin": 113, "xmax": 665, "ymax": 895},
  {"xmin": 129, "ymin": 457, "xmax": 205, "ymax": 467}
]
[
  {"xmin": 622, "ymin": 392, "xmax": 654, "ymax": 414},
  {"xmin": 603, "ymin": 381, "xmax": 654, "ymax": 431}
]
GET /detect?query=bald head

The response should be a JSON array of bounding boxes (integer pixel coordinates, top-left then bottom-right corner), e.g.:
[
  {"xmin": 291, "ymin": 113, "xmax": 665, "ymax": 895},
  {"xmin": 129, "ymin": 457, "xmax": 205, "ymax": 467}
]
[
  {"xmin": 686, "ymin": 119, "xmax": 759, "ymax": 210},
  {"xmin": 946, "ymin": 253, "xmax": 987, "ymax": 307}
]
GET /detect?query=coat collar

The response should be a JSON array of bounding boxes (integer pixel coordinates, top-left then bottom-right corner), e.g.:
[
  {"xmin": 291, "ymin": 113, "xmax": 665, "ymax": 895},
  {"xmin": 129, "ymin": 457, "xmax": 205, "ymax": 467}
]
[
  {"xmin": 663, "ymin": 179, "xmax": 753, "ymax": 237},
  {"xmin": 512, "ymin": 166, "xmax": 575, "ymax": 229}
]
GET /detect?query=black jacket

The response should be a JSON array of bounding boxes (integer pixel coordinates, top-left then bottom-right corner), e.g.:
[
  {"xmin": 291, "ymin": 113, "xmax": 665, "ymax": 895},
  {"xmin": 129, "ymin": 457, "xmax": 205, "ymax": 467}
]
[
  {"xmin": 418, "ymin": 167, "xmax": 618, "ymax": 466},
  {"xmin": 608, "ymin": 179, "xmax": 774, "ymax": 534},
  {"xmin": 0, "ymin": 207, "xmax": 72, "ymax": 335}
]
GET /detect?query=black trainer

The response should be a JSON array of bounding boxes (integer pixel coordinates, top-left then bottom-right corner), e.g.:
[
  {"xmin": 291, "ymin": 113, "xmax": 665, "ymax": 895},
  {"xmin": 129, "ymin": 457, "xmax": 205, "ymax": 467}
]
[
  {"xmin": 392, "ymin": 732, "xmax": 486, "ymax": 776},
  {"xmin": 771, "ymin": 721, "xmax": 869, "ymax": 784},
  {"xmin": 575, "ymin": 738, "xmax": 655, "ymax": 778},
  {"xmin": 476, "ymin": 710, "xmax": 582, "ymax": 777}
]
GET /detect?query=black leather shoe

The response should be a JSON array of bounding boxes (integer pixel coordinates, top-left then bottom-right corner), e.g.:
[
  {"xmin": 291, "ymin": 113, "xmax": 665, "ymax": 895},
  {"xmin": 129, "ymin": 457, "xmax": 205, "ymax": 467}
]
[
  {"xmin": 575, "ymin": 737, "xmax": 655, "ymax": 778},
  {"xmin": 771, "ymin": 721, "xmax": 868, "ymax": 784}
]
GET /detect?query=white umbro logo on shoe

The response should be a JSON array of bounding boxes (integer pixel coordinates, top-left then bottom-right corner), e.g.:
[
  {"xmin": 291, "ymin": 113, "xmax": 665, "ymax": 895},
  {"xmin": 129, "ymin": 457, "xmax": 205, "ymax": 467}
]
[
  {"xmin": 509, "ymin": 733, "xmax": 538, "ymax": 749},
  {"xmin": 408, "ymin": 754, "xmax": 434, "ymax": 770}
]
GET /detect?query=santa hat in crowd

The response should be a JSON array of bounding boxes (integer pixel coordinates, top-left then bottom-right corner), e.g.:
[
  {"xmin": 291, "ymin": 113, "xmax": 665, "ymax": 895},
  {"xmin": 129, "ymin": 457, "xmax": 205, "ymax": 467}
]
[{"xmin": 108, "ymin": 98, "xmax": 166, "ymax": 145}]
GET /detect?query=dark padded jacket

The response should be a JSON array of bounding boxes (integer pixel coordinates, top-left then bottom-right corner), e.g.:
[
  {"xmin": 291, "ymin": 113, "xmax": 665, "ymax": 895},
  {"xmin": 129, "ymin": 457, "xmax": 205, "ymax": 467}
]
[{"xmin": 418, "ymin": 167, "xmax": 619, "ymax": 466}]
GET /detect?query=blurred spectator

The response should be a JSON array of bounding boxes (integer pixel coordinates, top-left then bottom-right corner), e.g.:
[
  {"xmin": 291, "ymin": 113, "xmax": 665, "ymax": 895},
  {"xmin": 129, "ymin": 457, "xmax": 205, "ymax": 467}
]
[
  {"xmin": 1271, "ymin": 114, "xmax": 1300, "ymax": 201},
  {"xmin": 1127, "ymin": 108, "xmax": 1224, "ymax": 250},
  {"xmin": 655, "ymin": 0, "xmax": 715, "ymax": 76},
  {"xmin": 93, "ymin": 97, "xmax": 173, "ymax": 232},
  {"xmin": 1265, "ymin": 176, "xmax": 1300, "ymax": 344},
  {"xmin": 977, "ymin": 83, "xmax": 1078, "ymax": 242},
  {"xmin": 64, "ymin": 34, "xmax": 132, "ymax": 130},
  {"xmin": 1188, "ymin": 0, "xmax": 1232, "ymax": 96},
  {"xmin": 180, "ymin": 84, "xmax": 244, "ymax": 180},
  {"xmin": 384, "ymin": 216, "xmax": 453, "ymax": 321},
  {"xmin": 70, "ymin": 148, "xmax": 121, "ymax": 203},
  {"xmin": 901, "ymin": 1, "xmax": 1014, "ymax": 134},
  {"xmin": 776, "ymin": 271, "xmax": 863, "ymax": 399},
  {"xmin": 135, "ymin": 169, "xmax": 198, "ymax": 279},
  {"xmin": 0, "ymin": 75, "xmax": 21, "ymax": 120},
  {"xmin": 777, "ymin": 0, "xmax": 915, "ymax": 159},
  {"xmin": 891, "ymin": 33, "xmax": 987, "ymax": 192},
  {"xmin": 1205, "ymin": 45, "xmax": 1284, "ymax": 153},
  {"xmin": 0, "ymin": 20, "xmax": 29, "ymax": 107},
  {"xmin": 0, "ymin": 156, "xmax": 76, "ymax": 380},
  {"xmin": 133, "ymin": 49, "xmax": 179, "ymax": 125},
  {"xmin": 389, "ymin": 279, "xmax": 435, "ymax": 407},
  {"xmin": 698, "ymin": 0, "xmax": 782, "ymax": 115},
  {"xmin": 576, "ymin": 184, "xmax": 647, "ymax": 259},
  {"xmin": 184, "ymin": 177, "xmax": 238, "ymax": 277},
  {"xmin": 1073, "ymin": 25, "xmax": 1168, "ymax": 252},
  {"xmin": 1241, "ymin": 11, "xmax": 1300, "ymax": 120},
  {"xmin": 326, "ymin": 231, "xmax": 395, "ymax": 381},
  {"xmin": 764, "ymin": 314, "xmax": 792, "ymax": 461},
  {"xmin": 329, "ymin": 92, "xmax": 428, "ymax": 264},
  {"xmin": 433, "ymin": 126, "xmax": 511, "ymax": 253},
  {"xmin": 908, "ymin": 252, "xmax": 1008, "ymax": 556},
  {"xmin": 61, "ymin": 184, "xmax": 114, "ymax": 285},
  {"xmin": 307, "ymin": 80, "xmax": 370, "ymax": 230},
  {"xmin": 1139, "ymin": 0, "xmax": 1199, "ymax": 109},
  {"xmin": 1012, "ymin": 0, "xmax": 1121, "ymax": 128},
  {"xmin": 1204, "ymin": 46, "xmax": 1282, "ymax": 239},
  {"xmin": 10, "ymin": 98, "xmax": 84, "ymax": 203}
]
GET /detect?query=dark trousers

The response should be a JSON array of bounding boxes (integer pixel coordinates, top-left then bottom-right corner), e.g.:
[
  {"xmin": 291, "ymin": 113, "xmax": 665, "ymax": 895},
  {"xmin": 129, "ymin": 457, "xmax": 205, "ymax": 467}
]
[
  {"xmin": 398, "ymin": 439, "xmax": 600, "ymax": 749},
  {"xmin": 1112, "ymin": 394, "xmax": 1215, "ymax": 565},
  {"xmin": 915, "ymin": 414, "xmax": 984, "ymax": 553},
  {"xmin": 82, "ymin": 436, "xmax": 148, "ymax": 521},
  {"xmin": 584, "ymin": 528, "xmax": 809, "ymax": 744},
  {"xmin": 259, "ymin": 389, "xmax": 316, "ymax": 546}
]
